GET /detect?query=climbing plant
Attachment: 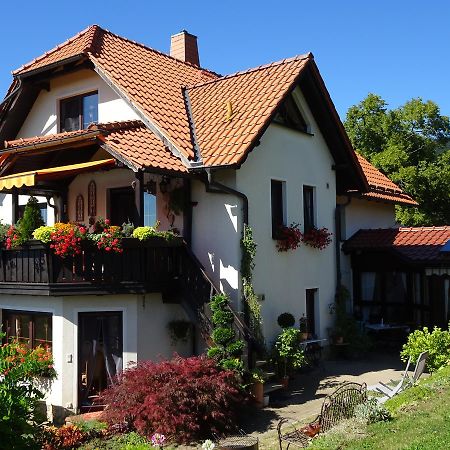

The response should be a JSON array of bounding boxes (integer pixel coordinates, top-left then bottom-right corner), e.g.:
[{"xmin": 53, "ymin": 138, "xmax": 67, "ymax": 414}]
[
  {"xmin": 207, "ymin": 293, "xmax": 245, "ymax": 374},
  {"xmin": 241, "ymin": 225, "xmax": 264, "ymax": 347}
]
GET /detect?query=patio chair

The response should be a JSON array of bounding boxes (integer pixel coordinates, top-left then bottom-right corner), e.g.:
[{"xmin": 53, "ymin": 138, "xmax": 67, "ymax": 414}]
[{"xmin": 368, "ymin": 351, "xmax": 428, "ymax": 403}]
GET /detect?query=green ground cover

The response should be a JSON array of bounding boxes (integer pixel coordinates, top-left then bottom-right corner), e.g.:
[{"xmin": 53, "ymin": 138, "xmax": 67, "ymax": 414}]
[{"xmin": 309, "ymin": 365, "xmax": 450, "ymax": 450}]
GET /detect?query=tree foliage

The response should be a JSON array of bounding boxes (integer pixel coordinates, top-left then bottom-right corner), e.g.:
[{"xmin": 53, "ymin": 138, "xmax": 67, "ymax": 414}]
[{"xmin": 344, "ymin": 94, "xmax": 450, "ymax": 225}]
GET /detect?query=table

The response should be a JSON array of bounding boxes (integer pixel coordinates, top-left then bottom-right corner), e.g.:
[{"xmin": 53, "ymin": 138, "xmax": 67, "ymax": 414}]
[{"xmin": 300, "ymin": 338, "xmax": 327, "ymax": 365}]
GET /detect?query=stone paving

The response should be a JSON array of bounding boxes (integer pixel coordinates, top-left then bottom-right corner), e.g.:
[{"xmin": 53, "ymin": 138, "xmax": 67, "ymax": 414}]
[{"xmin": 242, "ymin": 351, "xmax": 405, "ymax": 446}]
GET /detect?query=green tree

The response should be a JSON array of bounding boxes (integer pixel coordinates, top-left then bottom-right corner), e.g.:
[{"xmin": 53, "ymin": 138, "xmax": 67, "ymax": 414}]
[
  {"xmin": 17, "ymin": 196, "xmax": 44, "ymax": 244},
  {"xmin": 344, "ymin": 94, "xmax": 450, "ymax": 225}
]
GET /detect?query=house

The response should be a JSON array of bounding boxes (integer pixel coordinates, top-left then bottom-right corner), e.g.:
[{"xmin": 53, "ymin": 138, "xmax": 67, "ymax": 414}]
[{"xmin": 0, "ymin": 25, "xmax": 447, "ymax": 419}]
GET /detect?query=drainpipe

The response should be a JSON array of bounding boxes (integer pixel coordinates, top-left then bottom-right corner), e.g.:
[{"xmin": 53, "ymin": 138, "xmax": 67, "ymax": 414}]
[
  {"xmin": 335, "ymin": 195, "xmax": 352, "ymax": 288},
  {"xmin": 204, "ymin": 169, "xmax": 248, "ymax": 227}
]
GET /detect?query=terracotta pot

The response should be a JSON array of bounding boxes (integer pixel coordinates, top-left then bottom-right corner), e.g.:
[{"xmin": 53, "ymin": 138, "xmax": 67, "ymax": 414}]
[
  {"xmin": 251, "ymin": 381, "xmax": 264, "ymax": 408},
  {"xmin": 300, "ymin": 332, "xmax": 309, "ymax": 341}
]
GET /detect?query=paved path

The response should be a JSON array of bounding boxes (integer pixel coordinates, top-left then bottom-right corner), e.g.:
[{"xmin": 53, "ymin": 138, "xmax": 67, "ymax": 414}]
[{"xmin": 242, "ymin": 352, "xmax": 405, "ymax": 446}]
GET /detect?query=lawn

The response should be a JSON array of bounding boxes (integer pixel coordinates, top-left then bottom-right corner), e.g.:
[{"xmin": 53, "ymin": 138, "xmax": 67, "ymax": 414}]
[{"xmin": 307, "ymin": 365, "xmax": 450, "ymax": 450}]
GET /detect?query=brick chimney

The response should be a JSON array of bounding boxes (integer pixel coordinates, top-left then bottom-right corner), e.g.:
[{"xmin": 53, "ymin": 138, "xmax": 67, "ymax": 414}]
[{"xmin": 170, "ymin": 30, "xmax": 200, "ymax": 66}]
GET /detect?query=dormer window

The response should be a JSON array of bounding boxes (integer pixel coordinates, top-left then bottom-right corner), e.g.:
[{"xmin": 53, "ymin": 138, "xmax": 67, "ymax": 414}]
[
  {"xmin": 273, "ymin": 94, "xmax": 308, "ymax": 133},
  {"xmin": 60, "ymin": 91, "xmax": 98, "ymax": 132}
]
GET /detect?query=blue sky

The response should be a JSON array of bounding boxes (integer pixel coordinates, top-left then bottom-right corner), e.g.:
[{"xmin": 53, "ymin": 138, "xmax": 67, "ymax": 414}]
[{"xmin": 1, "ymin": 0, "xmax": 449, "ymax": 119}]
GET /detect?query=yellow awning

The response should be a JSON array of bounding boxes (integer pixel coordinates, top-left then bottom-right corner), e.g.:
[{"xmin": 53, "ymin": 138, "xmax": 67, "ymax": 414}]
[{"xmin": 0, "ymin": 159, "xmax": 115, "ymax": 191}]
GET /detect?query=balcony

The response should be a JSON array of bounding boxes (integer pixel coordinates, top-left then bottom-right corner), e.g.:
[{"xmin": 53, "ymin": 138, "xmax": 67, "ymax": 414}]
[{"xmin": 0, "ymin": 237, "xmax": 206, "ymax": 297}]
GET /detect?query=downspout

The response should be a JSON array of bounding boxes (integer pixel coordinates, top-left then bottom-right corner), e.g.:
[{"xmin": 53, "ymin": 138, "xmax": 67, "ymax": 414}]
[
  {"xmin": 335, "ymin": 195, "xmax": 352, "ymax": 288},
  {"xmin": 204, "ymin": 168, "xmax": 249, "ymax": 227}
]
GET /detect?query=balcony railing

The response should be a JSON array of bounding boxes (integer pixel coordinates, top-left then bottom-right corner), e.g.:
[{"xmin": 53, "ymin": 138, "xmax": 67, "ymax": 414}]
[{"xmin": 0, "ymin": 237, "xmax": 190, "ymax": 295}]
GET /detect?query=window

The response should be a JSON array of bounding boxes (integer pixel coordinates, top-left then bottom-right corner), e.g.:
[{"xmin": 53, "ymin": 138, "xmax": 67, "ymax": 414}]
[
  {"xmin": 306, "ymin": 289, "xmax": 317, "ymax": 335},
  {"xmin": 271, "ymin": 180, "xmax": 286, "ymax": 238},
  {"xmin": 273, "ymin": 94, "xmax": 308, "ymax": 133},
  {"xmin": 144, "ymin": 192, "xmax": 156, "ymax": 226},
  {"xmin": 2, "ymin": 310, "xmax": 52, "ymax": 349},
  {"xmin": 60, "ymin": 91, "xmax": 98, "ymax": 132},
  {"xmin": 303, "ymin": 186, "xmax": 315, "ymax": 233}
]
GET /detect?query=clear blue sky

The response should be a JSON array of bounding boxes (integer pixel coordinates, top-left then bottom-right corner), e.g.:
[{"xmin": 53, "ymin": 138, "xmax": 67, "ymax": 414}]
[{"xmin": 1, "ymin": 0, "xmax": 449, "ymax": 119}]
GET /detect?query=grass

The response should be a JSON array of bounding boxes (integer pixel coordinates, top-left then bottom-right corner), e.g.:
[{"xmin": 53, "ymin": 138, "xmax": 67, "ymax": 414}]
[{"xmin": 307, "ymin": 364, "xmax": 450, "ymax": 450}]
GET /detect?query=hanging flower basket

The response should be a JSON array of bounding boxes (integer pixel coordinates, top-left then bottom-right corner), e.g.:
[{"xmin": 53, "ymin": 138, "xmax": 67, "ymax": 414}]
[
  {"xmin": 302, "ymin": 227, "xmax": 332, "ymax": 250},
  {"xmin": 276, "ymin": 223, "xmax": 302, "ymax": 252}
]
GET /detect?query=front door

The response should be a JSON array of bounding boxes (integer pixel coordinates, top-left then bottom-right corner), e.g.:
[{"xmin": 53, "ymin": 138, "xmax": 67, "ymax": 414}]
[
  {"xmin": 109, "ymin": 187, "xmax": 137, "ymax": 226},
  {"xmin": 78, "ymin": 312, "xmax": 123, "ymax": 411}
]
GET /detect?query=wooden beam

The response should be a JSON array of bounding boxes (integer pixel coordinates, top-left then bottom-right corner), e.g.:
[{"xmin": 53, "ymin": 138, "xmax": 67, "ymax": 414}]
[{"xmin": 134, "ymin": 171, "xmax": 144, "ymax": 227}]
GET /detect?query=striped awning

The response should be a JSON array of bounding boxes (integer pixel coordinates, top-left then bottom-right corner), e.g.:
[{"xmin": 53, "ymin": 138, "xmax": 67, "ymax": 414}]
[{"xmin": 0, "ymin": 159, "xmax": 115, "ymax": 191}]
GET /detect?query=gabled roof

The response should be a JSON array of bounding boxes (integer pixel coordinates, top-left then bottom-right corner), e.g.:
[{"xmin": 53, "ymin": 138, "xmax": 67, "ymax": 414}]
[
  {"xmin": 1, "ymin": 121, "xmax": 187, "ymax": 174},
  {"xmin": 187, "ymin": 55, "xmax": 310, "ymax": 166},
  {"xmin": 2, "ymin": 25, "xmax": 367, "ymax": 191},
  {"xmin": 353, "ymin": 153, "xmax": 417, "ymax": 206},
  {"xmin": 343, "ymin": 227, "xmax": 450, "ymax": 263}
]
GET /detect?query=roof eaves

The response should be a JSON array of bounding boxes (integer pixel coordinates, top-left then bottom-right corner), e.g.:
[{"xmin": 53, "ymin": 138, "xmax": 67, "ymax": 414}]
[
  {"xmin": 97, "ymin": 138, "xmax": 140, "ymax": 172},
  {"xmin": 14, "ymin": 55, "xmax": 88, "ymax": 80},
  {"xmin": 91, "ymin": 59, "xmax": 192, "ymax": 171}
]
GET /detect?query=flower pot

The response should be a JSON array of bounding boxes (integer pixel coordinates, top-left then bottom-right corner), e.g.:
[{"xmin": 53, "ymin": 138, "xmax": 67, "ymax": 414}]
[
  {"xmin": 300, "ymin": 332, "xmax": 309, "ymax": 341},
  {"xmin": 281, "ymin": 375, "xmax": 289, "ymax": 389},
  {"xmin": 251, "ymin": 381, "xmax": 264, "ymax": 408}
]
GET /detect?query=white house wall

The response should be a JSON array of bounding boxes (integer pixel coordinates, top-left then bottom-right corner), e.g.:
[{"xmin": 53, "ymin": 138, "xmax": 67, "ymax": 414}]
[
  {"xmin": 0, "ymin": 292, "xmax": 191, "ymax": 415},
  {"xmin": 236, "ymin": 119, "xmax": 337, "ymax": 344},
  {"xmin": 191, "ymin": 172, "xmax": 241, "ymax": 309},
  {"xmin": 16, "ymin": 69, "xmax": 139, "ymax": 138}
]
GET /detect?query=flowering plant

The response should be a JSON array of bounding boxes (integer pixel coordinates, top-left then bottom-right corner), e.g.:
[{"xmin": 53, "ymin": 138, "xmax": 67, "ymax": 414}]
[
  {"xmin": 50, "ymin": 223, "xmax": 87, "ymax": 258},
  {"xmin": 302, "ymin": 227, "xmax": 332, "ymax": 250},
  {"xmin": 151, "ymin": 432, "xmax": 166, "ymax": 448},
  {"xmin": 89, "ymin": 218, "xmax": 123, "ymax": 253},
  {"xmin": 276, "ymin": 223, "xmax": 302, "ymax": 252},
  {"xmin": 202, "ymin": 439, "xmax": 216, "ymax": 450},
  {"xmin": 5, "ymin": 225, "xmax": 21, "ymax": 249}
]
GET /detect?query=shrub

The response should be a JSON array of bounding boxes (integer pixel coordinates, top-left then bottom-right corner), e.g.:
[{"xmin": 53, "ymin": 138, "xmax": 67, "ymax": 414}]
[
  {"xmin": 354, "ymin": 398, "xmax": 392, "ymax": 424},
  {"xmin": 100, "ymin": 355, "xmax": 245, "ymax": 443},
  {"xmin": 132, "ymin": 222, "xmax": 176, "ymax": 241},
  {"xmin": 41, "ymin": 424, "xmax": 87, "ymax": 449},
  {"xmin": 401, "ymin": 325, "xmax": 450, "ymax": 372},
  {"xmin": 50, "ymin": 223, "xmax": 87, "ymax": 258},
  {"xmin": 277, "ymin": 312, "xmax": 296, "ymax": 328},
  {"xmin": 0, "ymin": 334, "xmax": 56, "ymax": 449},
  {"xmin": 274, "ymin": 328, "xmax": 306, "ymax": 376},
  {"xmin": 16, "ymin": 196, "xmax": 45, "ymax": 245},
  {"xmin": 207, "ymin": 293, "xmax": 245, "ymax": 373},
  {"xmin": 0, "ymin": 222, "xmax": 10, "ymax": 243},
  {"xmin": 33, "ymin": 225, "xmax": 55, "ymax": 243}
]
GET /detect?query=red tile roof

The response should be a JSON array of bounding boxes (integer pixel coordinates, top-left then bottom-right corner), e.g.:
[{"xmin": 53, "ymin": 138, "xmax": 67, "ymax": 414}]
[
  {"xmin": 354, "ymin": 153, "xmax": 417, "ymax": 206},
  {"xmin": 2, "ymin": 121, "xmax": 187, "ymax": 173},
  {"xmin": 187, "ymin": 55, "xmax": 310, "ymax": 166},
  {"xmin": 343, "ymin": 227, "xmax": 450, "ymax": 262}
]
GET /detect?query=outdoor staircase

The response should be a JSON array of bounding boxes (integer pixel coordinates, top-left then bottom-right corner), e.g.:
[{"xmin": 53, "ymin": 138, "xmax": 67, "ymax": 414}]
[{"xmin": 169, "ymin": 242, "xmax": 257, "ymax": 368}]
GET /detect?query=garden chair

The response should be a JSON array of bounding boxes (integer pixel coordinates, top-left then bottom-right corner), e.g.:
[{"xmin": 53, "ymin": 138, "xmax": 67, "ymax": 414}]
[
  {"xmin": 277, "ymin": 382, "xmax": 367, "ymax": 449},
  {"xmin": 369, "ymin": 351, "xmax": 428, "ymax": 403}
]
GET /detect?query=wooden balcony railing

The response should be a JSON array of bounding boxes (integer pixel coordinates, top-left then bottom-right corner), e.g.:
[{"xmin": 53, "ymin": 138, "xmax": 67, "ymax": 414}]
[{"xmin": 0, "ymin": 237, "xmax": 186, "ymax": 294}]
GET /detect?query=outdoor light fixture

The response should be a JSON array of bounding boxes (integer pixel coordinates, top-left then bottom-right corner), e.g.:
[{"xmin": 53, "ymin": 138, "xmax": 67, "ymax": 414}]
[
  {"xmin": 145, "ymin": 179, "xmax": 157, "ymax": 195},
  {"xmin": 159, "ymin": 176, "xmax": 171, "ymax": 194}
]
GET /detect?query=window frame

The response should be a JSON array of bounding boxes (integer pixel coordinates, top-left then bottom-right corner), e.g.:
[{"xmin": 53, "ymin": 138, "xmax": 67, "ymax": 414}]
[
  {"xmin": 271, "ymin": 179, "xmax": 287, "ymax": 239},
  {"xmin": 2, "ymin": 309, "xmax": 52, "ymax": 350},
  {"xmin": 303, "ymin": 185, "xmax": 316, "ymax": 233},
  {"xmin": 59, "ymin": 90, "xmax": 98, "ymax": 132}
]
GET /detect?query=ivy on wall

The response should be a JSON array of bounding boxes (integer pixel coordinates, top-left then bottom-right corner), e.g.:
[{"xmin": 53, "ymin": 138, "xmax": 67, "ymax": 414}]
[{"xmin": 241, "ymin": 225, "xmax": 264, "ymax": 348}]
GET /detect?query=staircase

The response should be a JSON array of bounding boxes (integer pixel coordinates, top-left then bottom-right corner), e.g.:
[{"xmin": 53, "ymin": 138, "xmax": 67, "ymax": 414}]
[{"xmin": 170, "ymin": 243, "xmax": 257, "ymax": 368}]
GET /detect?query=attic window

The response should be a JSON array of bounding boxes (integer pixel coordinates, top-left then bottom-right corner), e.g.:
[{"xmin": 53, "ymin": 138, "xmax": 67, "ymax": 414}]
[
  {"xmin": 60, "ymin": 91, "xmax": 98, "ymax": 132},
  {"xmin": 273, "ymin": 94, "xmax": 308, "ymax": 133}
]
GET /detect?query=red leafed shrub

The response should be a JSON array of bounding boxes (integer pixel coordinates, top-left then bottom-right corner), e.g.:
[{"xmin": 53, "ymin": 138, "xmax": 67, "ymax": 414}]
[
  {"xmin": 41, "ymin": 424, "xmax": 87, "ymax": 449},
  {"xmin": 100, "ymin": 355, "xmax": 246, "ymax": 443},
  {"xmin": 276, "ymin": 223, "xmax": 302, "ymax": 252}
]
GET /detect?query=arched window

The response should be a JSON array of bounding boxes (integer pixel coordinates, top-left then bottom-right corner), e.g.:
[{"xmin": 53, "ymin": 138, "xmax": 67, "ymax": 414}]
[
  {"xmin": 88, "ymin": 181, "xmax": 96, "ymax": 217},
  {"xmin": 76, "ymin": 195, "xmax": 84, "ymax": 222}
]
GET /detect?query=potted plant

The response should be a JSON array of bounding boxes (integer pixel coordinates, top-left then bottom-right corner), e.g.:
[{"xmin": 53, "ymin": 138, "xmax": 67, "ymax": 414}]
[
  {"xmin": 299, "ymin": 315, "xmax": 309, "ymax": 341},
  {"xmin": 276, "ymin": 223, "xmax": 302, "ymax": 252},
  {"xmin": 302, "ymin": 226, "xmax": 332, "ymax": 250},
  {"xmin": 250, "ymin": 368, "xmax": 265, "ymax": 408},
  {"xmin": 277, "ymin": 312, "xmax": 295, "ymax": 329},
  {"xmin": 274, "ymin": 328, "xmax": 306, "ymax": 388}
]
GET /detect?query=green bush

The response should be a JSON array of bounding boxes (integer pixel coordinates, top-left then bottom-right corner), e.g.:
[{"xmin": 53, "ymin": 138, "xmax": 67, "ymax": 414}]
[
  {"xmin": 401, "ymin": 325, "xmax": 450, "ymax": 372},
  {"xmin": 132, "ymin": 225, "xmax": 176, "ymax": 241},
  {"xmin": 355, "ymin": 398, "xmax": 392, "ymax": 424},
  {"xmin": 0, "ymin": 333, "xmax": 57, "ymax": 449},
  {"xmin": 0, "ymin": 222, "xmax": 10, "ymax": 242},
  {"xmin": 277, "ymin": 312, "xmax": 296, "ymax": 329},
  {"xmin": 33, "ymin": 225, "xmax": 55, "ymax": 243},
  {"xmin": 16, "ymin": 196, "xmax": 45, "ymax": 244},
  {"xmin": 274, "ymin": 327, "xmax": 306, "ymax": 376},
  {"xmin": 212, "ymin": 327, "xmax": 235, "ymax": 345}
]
